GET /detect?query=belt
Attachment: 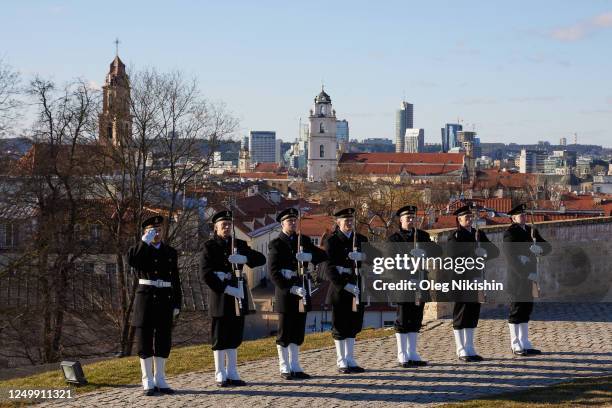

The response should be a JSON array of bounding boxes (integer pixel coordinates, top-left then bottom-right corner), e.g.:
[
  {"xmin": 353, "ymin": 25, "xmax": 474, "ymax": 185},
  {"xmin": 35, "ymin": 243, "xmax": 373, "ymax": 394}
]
[
  {"xmin": 336, "ymin": 266, "xmax": 352, "ymax": 274},
  {"xmin": 139, "ymin": 279, "xmax": 172, "ymax": 288},
  {"xmin": 281, "ymin": 269, "xmax": 297, "ymax": 279},
  {"xmin": 214, "ymin": 271, "xmax": 233, "ymax": 281}
]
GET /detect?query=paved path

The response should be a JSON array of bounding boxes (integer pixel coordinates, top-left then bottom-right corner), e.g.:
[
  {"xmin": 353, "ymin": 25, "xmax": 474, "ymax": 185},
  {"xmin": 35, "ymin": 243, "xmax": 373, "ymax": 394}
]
[{"xmin": 38, "ymin": 303, "xmax": 612, "ymax": 407}]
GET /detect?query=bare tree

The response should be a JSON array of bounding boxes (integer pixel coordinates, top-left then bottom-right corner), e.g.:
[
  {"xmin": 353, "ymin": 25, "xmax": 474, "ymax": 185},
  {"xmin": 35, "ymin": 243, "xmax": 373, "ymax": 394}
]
[
  {"xmin": 0, "ymin": 77, "xmax": 101, "ymax": 363},
  {"xmin": 0, "ymin": 58, "xmax": 21, "ymax": 136},
  {"xmin": 87, "ymin": 68, "xmax": 237, "ymax": 356}
]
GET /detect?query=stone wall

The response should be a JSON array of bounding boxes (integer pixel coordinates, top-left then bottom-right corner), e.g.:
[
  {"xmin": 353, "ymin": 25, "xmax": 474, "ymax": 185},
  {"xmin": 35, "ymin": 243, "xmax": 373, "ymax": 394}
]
[{"xmin": 423, "ymin": 216, "xmax": 612, "ymax": 321}]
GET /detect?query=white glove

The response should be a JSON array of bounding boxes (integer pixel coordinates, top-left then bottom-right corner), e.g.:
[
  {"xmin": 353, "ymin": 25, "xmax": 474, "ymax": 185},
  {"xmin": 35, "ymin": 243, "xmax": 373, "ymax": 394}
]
[
  {"xmin": 530, "ymin": 245, "xmax": 543, "ymax": 256},
  {"xmin": 141, "ymin": 228, "xmax": 156, "ymax": 245},
  {"xmin": 344, "ymin": 283, "xmax": 360, "ymax": 296},
  {"xmin": 348, "ymin": 251, "xmax": 366, "ymax": 262},
  {"xmin": 519, "ymin": 255, "xmax": 530, "ymax": 265},
  {"xmin": 228, "ymin": 254, "xmax": 247, "ymax": 264},
  {"xmin": 214, "ymin": 271, "xmax": 230, "ymax": 281},
  {"xmin": 290, "ymin": 286, "xmax": 307, "ymax": 298},
  {"xmin": 224, "ymin": 285, "xmax": 244, "ymax": 299},
  {"xmin": 296, "ymin": 252, "xmax": 312, "ymax": 263},
  {"xmin": 173, "ymin": 308, "xmax": 180, "ymax": 318}
]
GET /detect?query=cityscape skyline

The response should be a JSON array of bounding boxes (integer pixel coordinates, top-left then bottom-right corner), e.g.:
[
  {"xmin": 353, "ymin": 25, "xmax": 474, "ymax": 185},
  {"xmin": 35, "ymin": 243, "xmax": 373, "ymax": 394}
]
[{"xmin": 1, "ymin": 1, "xmax": 611, "ymax": 147}]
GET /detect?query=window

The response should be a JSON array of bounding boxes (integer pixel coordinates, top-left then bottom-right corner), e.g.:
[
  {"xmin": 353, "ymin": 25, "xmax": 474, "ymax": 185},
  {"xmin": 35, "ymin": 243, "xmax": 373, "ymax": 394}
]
[
  {"xmin": 107, "ymin": 126, "xmax": 112, "ymax": 139},
  {"xmin": 311, "ymin": 237, "xmax": 320, "ymax": 246},
  {"xmin": 105, "ymin": 263, "xmax": 117, "ymax": 275},
  {"xmin": 90, "ymin": 224, "xmax": 101, "ymax": 241},
  {"xmin": 83, "ymin": 262, "xmax": 95, "ymax": 274},
  {"xmin": 319, "ymin": 123, "xmax": 324, "ymax": 133},
  {"xmin": 319, "ymin": 144, "xmax": 324, "ymax": 158},
  {"xmin": 320, "ymin": 105, "xmax": 325, "ymax": 115}
]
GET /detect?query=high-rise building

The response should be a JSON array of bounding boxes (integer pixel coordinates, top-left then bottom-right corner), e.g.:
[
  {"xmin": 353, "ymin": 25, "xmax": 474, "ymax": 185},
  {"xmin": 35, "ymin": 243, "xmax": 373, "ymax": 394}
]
[
  {"xmin": 307, "ymin": 87, "xmax": 338, "ymax": 182},
  {"xmin": 519, "ymin": 149, "xmax": 547, "ymax": 173},
  {"xmin": 275, "ymin": 139, "xmax": 283, "ymax": 164},
  {"xmin": 441, "ymin": 123, "xmax": 462, "ymax": 152},
  {"xmin": 395, "ymin": 101, "xmax": 413, "ymax": 153},
  {"xmin": 249, "ymin": 131, "xmax": 276, "ymax": 163},
  {"xmin": 336, "ymin": 119, "xmax": 349, "ymax": 152},
  {"xmin": 560, "ymin": 137, "xmax": 567, "ymax": 146},
  {"xmin": 404, "ymin": 128, "xmax": 424, "ymax": 153},
  {"xmin": 457, "ymin": 130, "xmax": 479, "ymax": 158}
]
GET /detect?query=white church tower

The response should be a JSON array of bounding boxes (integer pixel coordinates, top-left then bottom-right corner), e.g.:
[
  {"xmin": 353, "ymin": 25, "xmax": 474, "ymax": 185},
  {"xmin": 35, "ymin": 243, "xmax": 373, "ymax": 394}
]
[{"xmin": 307, "ymin": 86, "xmax": 338, "ymax": 182}]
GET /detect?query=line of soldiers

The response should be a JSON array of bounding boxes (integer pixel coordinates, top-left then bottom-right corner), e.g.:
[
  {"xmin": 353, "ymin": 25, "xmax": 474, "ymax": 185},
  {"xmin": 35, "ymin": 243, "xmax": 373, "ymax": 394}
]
[{"xmin": 127, "ymin": 201, "xmax": 551, "ymax": 395}]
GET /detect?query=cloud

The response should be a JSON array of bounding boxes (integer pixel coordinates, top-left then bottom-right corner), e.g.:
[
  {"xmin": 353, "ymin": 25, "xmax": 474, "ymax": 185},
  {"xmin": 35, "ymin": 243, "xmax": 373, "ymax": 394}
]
[
  {"xmin": 508, "ymin": 96, "xmax": 562, "ymax": 103},
  {"xmin": 454, "ymin": 41, "xmax": 480, "ymax": 56},
  {"xmin": 550, "ymin": 11, "xmax": 612, "ymax": 42},
  {"xmin": 453, "ymin": 98, "xmax": 497, "ymax": 105},
  {"xmin": 579, "ymin": 109, "xmax": 612, "ymax": 115}
]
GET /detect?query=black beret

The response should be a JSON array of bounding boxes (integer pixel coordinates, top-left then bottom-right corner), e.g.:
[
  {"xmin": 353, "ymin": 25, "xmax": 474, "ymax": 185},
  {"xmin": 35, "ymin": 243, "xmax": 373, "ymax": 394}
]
[
  {"xmin": 142, "ymin": 215, "xmax": 164, "ymax": 229},
  {"xmin": 396, "ymin": 205, "xmax": 417, "ymax": 217},
  {"xmin": 212, "ymin": 210, "xmax": 232, "ymax": 224},
  {"xmin": 334, "ymin": 207, "xmax": 356, "ymax": 218},
  {"xmin": 276, "ymin": 207, "xmax": 298, "ymax": 223},
  {"xmin": 508, "ymin": 203, "xmax": 528, "ymax": 215}
]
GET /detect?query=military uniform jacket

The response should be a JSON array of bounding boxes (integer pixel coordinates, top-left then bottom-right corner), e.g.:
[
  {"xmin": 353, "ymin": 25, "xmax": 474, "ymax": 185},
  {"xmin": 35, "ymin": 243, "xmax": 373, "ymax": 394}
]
[
  {"xmin": 323, "ymin": 229, "xmax": 368, "ymax": 306},
  {"xmin": 388, "ymin": 228, "xmax": 443, "ymax": 257},
  {"xmin": 502, "ymin": 223, "xmax": 552, "ymax": 299},
  {"xmin": 128, "ymin": 241, "xmax": 182, "ymax": 328},
  {"xmin": 447, "ymin": 227, "xmax": 499, "ymax": 301},
  {"xmin": 268, "ymin": 232, "xmax": 328, "ymax": 314},
  {"xmin": 201, "ymin": 234, "xmax": 266, "ymax": 318},
  {"xmin": 388, "ymin": 228, "xmax": 443, "ymax": 302}
]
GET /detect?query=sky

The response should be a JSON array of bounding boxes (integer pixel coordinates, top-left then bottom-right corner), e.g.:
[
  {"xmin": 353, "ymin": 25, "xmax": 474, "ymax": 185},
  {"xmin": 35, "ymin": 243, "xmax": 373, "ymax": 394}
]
[{"xmin": 1, "ymin": 0, "xmax": 611, "ymax": 147}]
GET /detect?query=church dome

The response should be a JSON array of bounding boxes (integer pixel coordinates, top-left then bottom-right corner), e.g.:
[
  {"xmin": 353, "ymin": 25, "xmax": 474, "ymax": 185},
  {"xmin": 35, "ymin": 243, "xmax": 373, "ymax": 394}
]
[{"xmin": 314, "ymin": 87, "xmax": 331, "ymax": 104}]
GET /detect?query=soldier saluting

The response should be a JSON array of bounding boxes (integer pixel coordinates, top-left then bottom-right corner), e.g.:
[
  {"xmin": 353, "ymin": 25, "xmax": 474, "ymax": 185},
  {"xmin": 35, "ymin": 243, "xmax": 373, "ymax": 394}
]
[
  {"xmin": 447, "ymin": 203, "xmax": 499, "ymax": 362},
  {"xmin": 388, "ymin": 205, "xmax": 442, "ymax": 367},
  {"xmin": 503, "ymin": 203, "xmax": 552, "ymax": 356},
  {"xmin": 201, "ymin": 210, "xmax": 266, "ymax": 387},
  {"xmin": 268, "ymin": 207, "xmax": 328, "ymax": 380},
  {"xmin": 128, "ymin": 215, "xmax": 182, "ymax": 396},
  {"xmin": 323, "ymin": 207, "xmax": 368, "ymax": 374}
]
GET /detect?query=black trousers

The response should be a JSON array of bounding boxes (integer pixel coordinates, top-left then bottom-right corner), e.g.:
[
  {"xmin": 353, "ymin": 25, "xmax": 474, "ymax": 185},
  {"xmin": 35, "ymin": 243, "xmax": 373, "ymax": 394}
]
[
  {"xmin": 211, "ymin": 315, "xmax": 245, "ymax": 350},
  {"xmin": 508, "ymin": 302, "xmax": 534, "ymax": 324},
  {"xmin": 394, "ymin": 302, "xmax": 425, "ymax": 333},
  {"xmin": 331, "ymin": 302, "xmax": 364, "ymax": 340},
  {"xmin": 453, "ymin": 302, "xmax": 481, "ymax": 329},
  {"xmin": 135, "ymin": 325, "xmax": 172, "ymax": 359},
  {"xmin": 276, "ymin": 312, "xmax": 307, "ymax": 347}
]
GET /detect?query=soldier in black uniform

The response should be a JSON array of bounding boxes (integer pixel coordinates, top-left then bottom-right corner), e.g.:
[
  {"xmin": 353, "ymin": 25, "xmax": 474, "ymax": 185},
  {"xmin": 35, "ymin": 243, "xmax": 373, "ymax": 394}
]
[
  {"xmin": 128, "ymin": 215, "xmax": 182, "ymax": 396},
  {"xmin": 447, "ymin": 204, "xmax": 499, "ymax": 362},
  {"xmin": 388, "ymin": 205, "xmax": 442, "ymax": 367},
  {"xmin": 503, "ymin": 203, "xmax": 552, "ymax": 356},
  {"xmin": 323, "ymin": 207, "xmax": 368, "ymax": 373},
  {"xmin": 268, "ymin": 208, "xmax": 328, "ymax": 380},
  {"xmin": 201, "ymin": 210, "xmax": 266, "ymax": 387}
]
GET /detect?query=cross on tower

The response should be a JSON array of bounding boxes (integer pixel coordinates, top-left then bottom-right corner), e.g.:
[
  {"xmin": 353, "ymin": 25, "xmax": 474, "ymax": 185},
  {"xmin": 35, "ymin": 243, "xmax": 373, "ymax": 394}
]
[{"xmin": 114, "ymin": 38, "xmax": 120, "ymax": 56}]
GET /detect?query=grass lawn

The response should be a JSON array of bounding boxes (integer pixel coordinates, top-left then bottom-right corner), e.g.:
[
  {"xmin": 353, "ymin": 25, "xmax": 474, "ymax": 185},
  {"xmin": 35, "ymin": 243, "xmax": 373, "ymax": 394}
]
[{"xmin": 440, "ymin": 375, "xmax": 612, "ymax": 407}]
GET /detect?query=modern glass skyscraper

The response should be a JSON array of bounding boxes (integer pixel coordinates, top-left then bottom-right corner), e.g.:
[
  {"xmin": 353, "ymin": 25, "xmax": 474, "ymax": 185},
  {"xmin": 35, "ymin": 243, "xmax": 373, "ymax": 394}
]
[
  {"xmin": 336, "ymin": 119, "xmax": 349, "ymax": 151},
  {"xmin": 441, "ymin": 123, "xmax": 462, "ymax": 152},
  {"xmin": 395, "ymin": 101, "xmax": 413, "ymax": 152},
  {"xmin": 249, "ymin": 131, "xmax": 277, "ymax": 163}
]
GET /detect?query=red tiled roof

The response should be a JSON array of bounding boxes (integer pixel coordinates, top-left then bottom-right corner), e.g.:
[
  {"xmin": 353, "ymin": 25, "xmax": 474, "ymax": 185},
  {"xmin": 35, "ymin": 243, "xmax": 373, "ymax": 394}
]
[
  {"xmin": 299, "ymin": 214, "xmax": 335, "ymax": 238},
  {"xmin": 473, "ymin": 169, "xmax": 537, "ymax": 189},
  {"xmin": 339, "ymin": 152, "xmax": 464, "ymax": 165},
  {"xmin": 237, "ymin": 172, "xmax": 288, "ymax": 180},
  {"xmin": 340, "ymin": 163, "xmax": 463, "ymax": 176},
  {"xmin": 253, "ymin": 162, "xmax": 285, "ymax": 172}
]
